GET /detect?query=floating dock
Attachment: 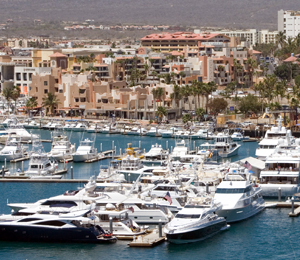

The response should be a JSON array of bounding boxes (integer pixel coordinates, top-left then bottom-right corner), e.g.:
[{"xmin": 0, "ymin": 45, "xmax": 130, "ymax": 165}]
[
  {"xmin": 129, "ymin": 229, "xmax": 166, "ymax": 247},
  {"xmin": 265, "ymin": 201, "xmax": 300, "ymax": 217}
]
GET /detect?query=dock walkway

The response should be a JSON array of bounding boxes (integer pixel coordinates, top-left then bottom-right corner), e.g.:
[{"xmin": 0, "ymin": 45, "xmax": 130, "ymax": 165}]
[{"xmin": 129, "ymin": 229, "xmax": 165, "ymax": 247}]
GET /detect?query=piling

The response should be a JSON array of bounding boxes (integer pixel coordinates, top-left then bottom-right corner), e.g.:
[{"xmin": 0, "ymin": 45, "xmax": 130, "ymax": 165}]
[
  {"xmin": 292, "ymin": 197, "xmax": 295, "ymax": 214},
  {"xmin": 2, "ymin": 166, "xmax": 4, "ymax": 177},
  {"xmin": 112, "ymin": 141, "xmax": 114, "ymax": 151},
  {"xmin": 278, "ymin": 188, "xmax": 282, "ymax": 202},
  {"xmin": 22, "ymin": 161, "xmax": 24, "ymax": 173},
  {"xmin": 100, "ymin": 143, "xmax": 102, "ymax": 153},
  {"xmin": 139, "ymin": 141, "xmax": 141, "ymax": 149},
  {"xmin": 128, "ymin": 174, "xmax": 131, "ymax": 183},
  {"xmin": 166, "ymin": 141, "xmax": 168, "ymax": 150},
  {"xmin": 158, "ymin": 219, "xmax": 162, "ymax": 238},
  {"xmin": 109, "ymin": 217, "xmax": 113, "ymax": 234},
  {"xmin": 206, "ymin": 183, "xmax": 209, "ymax": 194},
  {"xmin": 94, "ymin": 170, "xmax": 97, "ymax": 179},
  {"xmin": 70, "ymin": 166, "xmax": 73, "ymax": 179},
  {"xmin": 4, "ymin": 158, "xmax": 6, "ymax": 169},
  {"xmin": 120, "ymin": 148, "xmax": 122, "ymax": 156}
]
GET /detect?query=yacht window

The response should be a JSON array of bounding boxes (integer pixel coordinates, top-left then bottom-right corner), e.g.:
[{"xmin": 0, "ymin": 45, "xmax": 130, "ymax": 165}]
[
  {"xmin": 30, "ymin": 165, "xmax": 39, "ymax": 169},
  {"xmin": 18, "ymin": 218, "xmax": 42, "ymax": 222},
  {"xmin": 175, "ymin": 214, "xmax": 200, "ymax": 219},
  {"xmin": 45, "ymin": 163, "xmax": 51, "ymax": 168},
  {"xmin": 35, "ymin": 220, "xmax": 66, "ymax": 227},
  {"xmin": 216, "ymin": 188, "xmax": 244, "ymax": 193},
  {"xmin": 41, "ymin": 200, "xmax": 77, "ymax": 208}
]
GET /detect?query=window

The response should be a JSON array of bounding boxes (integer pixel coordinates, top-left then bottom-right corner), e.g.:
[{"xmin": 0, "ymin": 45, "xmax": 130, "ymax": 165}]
[
  {"xmin": 44, "ymin": 89, "xmax": 48, "ymax": 94},
  {"xmin": 16, "ymin": 73, "xmax": 21, "ymax": 81},
  {"xmin": 23, "ymin": 73, "xmax": 27, "ymax": 81},
  {"xmin": 44, "ymin": 81, "xmax": 48, "ymax": 86},
  {"xmin": 35, "ymin": 221, "xmax": 66, "ymax": 227},
  {"xmin": 75, "ymin": 98, "xmax": 79, "ymax": 102}
]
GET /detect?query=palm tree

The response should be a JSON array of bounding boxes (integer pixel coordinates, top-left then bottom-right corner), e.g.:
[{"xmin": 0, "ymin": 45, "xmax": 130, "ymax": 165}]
[
  {"xmin": 180, "ymin": 85, "xmax": 191, "ymax": 110},
  {"xmin": 203, "ymin": 82, "xmax": 217, "ymax": 113},
  {"xmin": 25, "ymin": 97, "xmax": 38, "ymax": 117},
  {"xmin": 170, "ymin": 84, "xmax": 182, "ymax": 107},
  {"xmin": 11, "ymin": 86, "xmax": 21, "ymax": 114},
  {"xmin": 151, "ymin": 87, "xmax": 164, "ymax": 106},
  {"xmin": 42, "ymin": 93, "xmax": 60, "ymax": 116},
  {"xmin": 195, "ymin": 107, "xmax": 205, "ymax": 121},
  {"xmin": 246, "ymin": 58, "xmax": 257, "ymax": 87},
  {"xmin": 178, "ymin": 71, "xmax": 186, "ymax": 86},
  {"xmin": 156, "ymin": 106, "xmax": 167, "ymax": 123},
  {"xmin": 276, "ymin": 31, "xmax": 286, "ymax": 49},
  {"xmin": 2, "ymin": 87, "xmax": 13, "ymax": 113}
]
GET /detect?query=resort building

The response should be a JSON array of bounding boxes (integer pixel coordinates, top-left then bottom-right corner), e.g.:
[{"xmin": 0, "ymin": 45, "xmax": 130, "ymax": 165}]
[{"xmin": 278, "ymin": 9, "xmax": 300, "ymax": 38}]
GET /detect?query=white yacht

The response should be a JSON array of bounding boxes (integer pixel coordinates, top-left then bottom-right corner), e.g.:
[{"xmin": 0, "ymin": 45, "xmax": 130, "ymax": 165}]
[
  {"xmin": 214, "ymin": 166, "xmax": 265, "ymax": 223},
  {"xmin": 48, "ymin": 132, "xmax": 75, "ymax": 161},
  {"xmin": 0, "ymin": 137, "xmax": 26, "ymax": 162},
  {"xmin": 0, "ymin": 117, "xmax": 39, "ymax": 142},
  {"xmin": 146, "ymin": 127, "xmax": 162, "ymax": 137},
  {"xmin": 259, "ymin": 145, "xmax": 300, "ymax": 197},
  {"xmin": 190, "ymin": 129, "xmax": 213, "ymax": 140},
  {"xmin": 25, "ymin": 140, "xmax": 59, "ymax": 179},
  {"xmin": 72, "ymin": 122, "xmax": 87, "ymax": 132},
  {"xmin": 169, "ymin": 139, "xmax": 189, "ymax": 161},
  {"xmin": 255, "ymin": 116, "xmax": 294, "ymax": 160},
  {"xmin": 127, "ymin": 127, "xmax": 147, "ymax": 136},
  {"xmin": 101, "ymin": 123, "xmax": 120, "ymax": 134},
  {"xmin": 86, "ymin": 123, "xmax": 101, "ymax": 133},
  {"xmin": 72, "ymin": 137, "xmax": 98, "ymax": 162},
  {"xmin": 201, "ymin": 132, "xmax": 241, "ymax": 158},
  {"xmin": 161, "ymin": 127, "xmax": 180, "ymax": 138},
  {"xmin": 164, "ymin": 196, "xmax": 228, "ymax": 244},
  {"xmin": 231, "ymin": 132, "xmax": 244, "ymax": 141},
  {"xmin": 143, "ymin": 143, "xmax": 169, "ymax": 163}
]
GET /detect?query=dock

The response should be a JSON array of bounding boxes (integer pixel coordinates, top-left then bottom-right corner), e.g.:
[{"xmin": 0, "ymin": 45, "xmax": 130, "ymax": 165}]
[
  {"xmin": 265, "ymin": 201, "xmax": 300, "ymax": 217},
  {"xmin": 243, "ymin": 138, "xmax": 258, "ymax": 142},
  {"xmin": 129, "ymin": 229, "xmax": 166, "ymax": 247},
  {"xmin": 10, "ymin": 156, "xmax": 30, "ymax": 163}
]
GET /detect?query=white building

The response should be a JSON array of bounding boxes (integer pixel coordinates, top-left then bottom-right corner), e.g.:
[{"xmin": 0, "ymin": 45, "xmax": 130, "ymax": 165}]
[
  {"xmin": 278, "ymin": 9, "xmax": 300, "ymax": 38},
  {"xmin": 196, "ymin": 29, "xmax": 278, "ymax": 47}
]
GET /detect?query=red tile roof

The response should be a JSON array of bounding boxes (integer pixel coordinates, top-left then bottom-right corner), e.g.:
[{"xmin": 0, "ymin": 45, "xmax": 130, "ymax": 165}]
[
  {"xmin": 49, "ymin": 52, "xmax": 67, "ymax": 58},
  {"xmin": 141, "ymin": 32, "xmax": 221, "ymax": 41},
  {"xmin": 284, "ymin": 56, "xmax": 298, "ymax": 62}
]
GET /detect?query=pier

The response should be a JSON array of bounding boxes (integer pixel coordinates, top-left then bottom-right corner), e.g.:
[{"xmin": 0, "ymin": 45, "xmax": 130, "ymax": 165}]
[{"xmin": 129, "ymin": 228, "xmax": 166, "ymax": 247}]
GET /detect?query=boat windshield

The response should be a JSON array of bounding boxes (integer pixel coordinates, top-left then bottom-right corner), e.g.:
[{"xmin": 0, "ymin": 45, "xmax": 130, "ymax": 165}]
[
  {"xmin": 175, "ymin": 214, "xmax": 201, "ymax": 219},
  {"xmin": 216, "ymin": 186, "xmax": 251, "ymax": 194}
]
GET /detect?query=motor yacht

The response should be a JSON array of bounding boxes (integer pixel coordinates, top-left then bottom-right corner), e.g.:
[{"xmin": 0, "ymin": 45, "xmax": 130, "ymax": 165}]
[
  {"xmin": 255, "ymin": 116, "xmax": 295, "ymax": 160},
  {"xmin": 214, "ymin": 165, "xmax": 265, "ymax": 223},
  {"xmin": 72, "ymin": 137, "xmax": 98, "ymax": 162},
  {"xmin": 259, "ymin": 145, "xmax": 300, "ymax": 197},
  {"xmin": 146, "ymin": 127, "xmax": 162, "ymax": 137},
  {"xmin": 190, "ymin": 129, "xmax": 213, "ymax": 140},
  {"xmin": 24, "ymin": 140, "xmax": 60, "ymax": 179},
  {"xmin": 161, "ymin": 127, "xmax": 180, "ymax": 138},
  {"xmin": 0, "ymin": 136, "xmax": 26, "ymax": 162},
  {"xmin": 201, "ymin": 132, "xmax": 241, "ymax": 158},
  {"xmin": 0, "ymin": 211, "xmax": 117, "ymax": 243},
  {"xmin": 101, "ymin": 123, "xmax": 120, "ymax": 134},
  {"xmin": 231, "ymin": 132, "xmax": 244, "ymax": 141},
  {"xmin": 72, "ymin": 122, "xmax": 87, "ymax": 132},
  {"xmin": 143, "ymin": 143, "xmax": 169, "ymax": 164},
  {"xmin": 127, "ymin": 127, "xmax": 147, "ymax": 136},
  {"xmin": 169, "ymin": 139, "xmax": 189, "ymax": 161},
  {"xmin": 164, "ymin": 196, "xmax": 228, "ymax": 244},
  {"xmin": 48, "ymin": 132, "xmax": 75, "ymax": 161}
]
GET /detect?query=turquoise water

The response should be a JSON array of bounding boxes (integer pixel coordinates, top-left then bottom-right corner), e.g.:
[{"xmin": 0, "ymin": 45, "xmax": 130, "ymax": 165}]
[{"xmin": 2, "ymin": 131, "xmax": 297, "ymax": 259}]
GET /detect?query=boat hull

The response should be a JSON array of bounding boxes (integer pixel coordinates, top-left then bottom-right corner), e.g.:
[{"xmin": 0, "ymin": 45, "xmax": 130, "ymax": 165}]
[
  {"xmin": 166, "ymin": 218, "xmax": 227, "ymax": 244},
  {"xmin": 0, "ymin": 225, "xmax": 117, "ymax": 243},
  {"xmin": 73, "ymin": 153, "xmax": 98, "ymax": 162},
  {"xmin": 216, "ymin": 199, "xmax": 265, "ymax": 223}
]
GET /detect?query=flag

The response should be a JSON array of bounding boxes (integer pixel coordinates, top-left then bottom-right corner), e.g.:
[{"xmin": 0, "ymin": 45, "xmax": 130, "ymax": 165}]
[
  {"xmin": 128, "ymin": 206, "xmax": 134, "ymax": 213},
  {"xmin": 164, "ymin": 192, "xmax": 172, "ymax": 205},
  {"xmin": 244, "ymin": 161, "xmax": 252, "ymax": 170}
]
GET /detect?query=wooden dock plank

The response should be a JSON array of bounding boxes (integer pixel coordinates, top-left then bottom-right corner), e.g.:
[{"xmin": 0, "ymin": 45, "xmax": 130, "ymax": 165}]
[{"xmin": 129, "ymin": 229, "xmax": 165, "ymax": 247}]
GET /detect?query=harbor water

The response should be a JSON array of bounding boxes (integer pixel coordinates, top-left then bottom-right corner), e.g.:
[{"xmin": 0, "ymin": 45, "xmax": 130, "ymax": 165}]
[{"xmin": 1, "ymin": 130, "xmax": 299, "ymax": 259}]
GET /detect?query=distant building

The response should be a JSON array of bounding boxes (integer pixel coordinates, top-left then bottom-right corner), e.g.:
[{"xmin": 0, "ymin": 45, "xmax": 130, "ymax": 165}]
[{"xmin": 278, "ymin": 9, "xmax": 300, "ymax": 38}]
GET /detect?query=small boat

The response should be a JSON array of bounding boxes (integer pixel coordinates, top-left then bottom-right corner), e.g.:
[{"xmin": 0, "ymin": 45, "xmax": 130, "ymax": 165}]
[
  {"xmin": 127, "ymin": 127, "xmax": 147, "ymax": 136},
  {"xmin": 231, "ymin": 132, "xmax": 244, "ymax": 141},
  {"xmin": 72, "ymin": 137, "xmax": 98, "ymax": 162},
  {"xmin": 48, "ymin": 131, "xmax": 75, "ymax": 161},
  {"xmin": 146, "ymin": 127, "xmax": 162, "ymax": 137},
  {"xmin": 190, "ymin": 129, "xmax": 213, "ymax": 139},
  {"xmin": 72, "ymin": 123, "xmax": 87, "ymax": 132},
  {"xmin": 164, "ymin": 196, "xmax": 229, "ymax": 244}
]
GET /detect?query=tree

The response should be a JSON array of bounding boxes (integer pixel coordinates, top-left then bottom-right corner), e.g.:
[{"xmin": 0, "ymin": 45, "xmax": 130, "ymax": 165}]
[
  {"xmin": 207, "ymin": 98, "xmax": 228, "ymax": 116},
  {"xmin": 195, "ymin": 107, "xmax": 205, "ymax": 121},
  {"xmin": 152, "ymin": 87, "xmax": 164, "ymax": 106},
  {"xmin": 11, "ymin": 86, "xmax": 21, "ymax": 114},
  {"xmin": 42, "ymin": 93, "xmax": 60, "ymax": 116},
  {"xmin": 2, "ymin": 87, "xmax": 13, "ymax": 113},
  {"xmin": 239, "ymin": 94, "xmax": 261, "ymax": 117},
  {"xmin": 156, "ymin": 106, "xmax": 167, "ymax": 123},
  {"xmin": 276, "ymin": 31, "xmax": 286, "ymax": 49},
  {"xmin": 182, "ymin": 114, "xmax": 192, "ymax": 123},
  {"xmin": 170, "ymin": 85, "xmax": 182, "ymax": 107},
  {"xmin": 25, "ymin": 97, "xmax": 38, "ymax": 116}
]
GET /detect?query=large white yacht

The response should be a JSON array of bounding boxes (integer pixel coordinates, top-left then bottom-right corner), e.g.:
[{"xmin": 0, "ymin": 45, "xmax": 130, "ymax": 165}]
[
  {"xmin": 0, "ymin": 136, "xmax": 26, "ymax": 162},
  {"xmin": 255, "ymin": 116, "xmax": 295, "ymax": 160},
  {"xmin": 72, "ymin": 137, "xmax": 98, "ymax": 162},
  {"xmin": 259, "ymin": 145, "xmax": 300, "ymax": 197},
  {"xmin": 214, "ymin": 165, "xmax": 265, "ymax": 223},
  {"xmin": 164, "ymin": 196, "xmax": 228, "ymax": 244},
  {"xmin": 143, "ymin": 143, "xmax": 169, "ymax": 164}
]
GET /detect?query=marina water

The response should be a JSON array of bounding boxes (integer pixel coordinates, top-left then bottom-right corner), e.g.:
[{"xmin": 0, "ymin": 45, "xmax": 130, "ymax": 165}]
[{"xmin": 0, "ymin": 130, "xmax": 299, "ymax": 259}]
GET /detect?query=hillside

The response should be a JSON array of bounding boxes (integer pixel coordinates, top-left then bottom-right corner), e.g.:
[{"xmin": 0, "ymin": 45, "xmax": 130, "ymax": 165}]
[{"xmin": 0, "ymin": 0, "xmax": 300, "ymax": 29}]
